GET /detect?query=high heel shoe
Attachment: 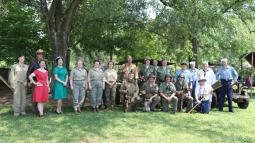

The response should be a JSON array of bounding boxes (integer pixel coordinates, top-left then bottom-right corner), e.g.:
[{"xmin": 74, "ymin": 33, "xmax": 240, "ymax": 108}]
[{"xmin": 55, "ymin": 111, "xmax": 60, "ymax": 114}]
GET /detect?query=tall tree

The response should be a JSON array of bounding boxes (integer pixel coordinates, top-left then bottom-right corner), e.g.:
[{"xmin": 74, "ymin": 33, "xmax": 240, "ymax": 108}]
[
  {"xmin": 39, "ymin": 0, "xmax": 81, "ymax": 68},
  {"xmin": 157, "ymin": 0, "xmax": 255, "ymax": 65}
]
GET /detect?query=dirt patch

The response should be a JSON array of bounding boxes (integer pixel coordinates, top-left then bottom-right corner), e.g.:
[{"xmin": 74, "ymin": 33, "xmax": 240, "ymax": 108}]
[{"xmin": 0, "ymin": 86, "xmax": 12, "ymax": 105}]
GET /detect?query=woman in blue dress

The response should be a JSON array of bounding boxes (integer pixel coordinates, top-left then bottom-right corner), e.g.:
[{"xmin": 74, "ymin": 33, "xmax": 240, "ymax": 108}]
[{"xmin": 52, "ymin": 56, "xmax": 68, "ymax": 114}]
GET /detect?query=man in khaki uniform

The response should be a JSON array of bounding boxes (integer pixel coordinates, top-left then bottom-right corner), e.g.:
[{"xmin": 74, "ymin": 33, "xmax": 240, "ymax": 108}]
[
  {"xmin": 119, "ymin": 72, "xmax": 140, "ymax": 112},
  {"xmin": 9, "ymin": 55, "xmax": 28, "ymax": 116},
  {"xmin": 121, "ymin": 55, "xmax": 138, "ymax": 81},
  {"xmin": 140, "ymin": 74, "xmax": 160, "ymax": 112}
]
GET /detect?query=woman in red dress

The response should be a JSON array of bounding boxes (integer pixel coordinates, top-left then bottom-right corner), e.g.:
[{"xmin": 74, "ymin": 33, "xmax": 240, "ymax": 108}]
[{"xmin": 29, "ymin": 60, "xmax": 49, "ymax": 117}]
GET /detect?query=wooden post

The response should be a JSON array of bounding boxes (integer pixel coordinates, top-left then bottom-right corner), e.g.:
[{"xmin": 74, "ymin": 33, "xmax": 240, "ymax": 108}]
[{"xmin": 251, "ymin": 52, "xmax": 254, "ymax": 97}]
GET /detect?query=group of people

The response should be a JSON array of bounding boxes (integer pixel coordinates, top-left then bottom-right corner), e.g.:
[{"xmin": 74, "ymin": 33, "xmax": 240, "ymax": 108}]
[
  {"xmin": 8, "ymin": 49, "xmax": 238, "ymax": 117},
  {"xmin": 119, "ymin": 56, "xmax": 238, "ymax": 114}
]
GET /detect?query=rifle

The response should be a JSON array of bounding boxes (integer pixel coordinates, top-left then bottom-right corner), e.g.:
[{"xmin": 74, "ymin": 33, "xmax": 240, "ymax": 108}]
[{"xmin": 188, "ymin": 89, "xmax": 212, "ymax": 113}]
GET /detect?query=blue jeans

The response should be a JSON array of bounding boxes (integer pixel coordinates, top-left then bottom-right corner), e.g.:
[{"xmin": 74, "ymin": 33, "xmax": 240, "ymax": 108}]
[
  {"xmin": 201, "ymin": 100, "xmax": 210, "ymax": 113},
  {"xmin": 219, "ymin": 79, "xmax": 233, "ymax": 112}
]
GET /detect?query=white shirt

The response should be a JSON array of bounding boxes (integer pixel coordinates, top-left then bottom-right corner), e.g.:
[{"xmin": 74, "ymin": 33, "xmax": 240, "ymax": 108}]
[
  {"xmin": 195, "ymin": 84, "xmax": 213, "ymax": 101},
  {"xmin": 199, "ymin": 68, "xmax": 216, "ymax": 85}
]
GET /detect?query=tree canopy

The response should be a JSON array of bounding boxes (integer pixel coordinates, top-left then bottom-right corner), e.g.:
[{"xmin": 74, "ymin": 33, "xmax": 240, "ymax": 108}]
[{"xmin": 0, "ymin": 0, "xmax": 255, "ymax": 70}]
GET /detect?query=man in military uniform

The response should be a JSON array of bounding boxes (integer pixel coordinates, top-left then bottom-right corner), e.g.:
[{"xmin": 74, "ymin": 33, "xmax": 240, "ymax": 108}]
[
  {"xmin": 121, "ymin": 55, "xmax": 138, "ymax": 81},
  {"xmin": 9, "ymin": 55, "xmax": 28, "ymax": 116},
  {"xmin": 157, "ymin": 59, "xmax": 171, "ymax": 85},
  {"xmin": 26, "ymin": 49, "xmax": 47, "ymax": 114},
  {"xmin": 119, "ymin": 72, "xmax": 141, "ymax": 112},
  {"xmin": 152, "ymin": 59, "xmax": 158, "ymax": 76},
  {"xmin": 175, "ymin": 74, "xmax": 193, "ymax": 112},
  {"xmin": 159, "ymin": 74, "xmax": 178, "ymax": 113},
  {"xmin": 139, "ymin": 56, "xmax": 154, "ymax": 87},
  {"xmin": 140, "ymin": 74, "xmax": 160, "ymax": 112},
  {"xmin": 216, "ymin": 58, "xmax": 238, "ymax": 112}
]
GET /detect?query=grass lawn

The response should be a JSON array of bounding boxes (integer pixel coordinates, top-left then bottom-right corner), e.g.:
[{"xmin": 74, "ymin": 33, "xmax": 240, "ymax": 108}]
[{"xmin": 0, "ymin": 97, "xmax": 255, "ymax": 143}]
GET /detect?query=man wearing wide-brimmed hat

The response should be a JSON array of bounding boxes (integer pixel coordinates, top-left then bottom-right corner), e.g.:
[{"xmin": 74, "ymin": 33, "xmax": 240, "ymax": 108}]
[
  {"xmin": 174, "ymin": 62, "xmax": 191, "ymax": 84},
  {"xmin": 27, "ymin": 49, "xmax": 47, "ymax": 114},
  {"xmin": 195, "ymin": 76, "xmax": 213, "ymax": 114},
  {"xmin": 140, "ymin": 74, "xmax": 160, "ymax": 112}
]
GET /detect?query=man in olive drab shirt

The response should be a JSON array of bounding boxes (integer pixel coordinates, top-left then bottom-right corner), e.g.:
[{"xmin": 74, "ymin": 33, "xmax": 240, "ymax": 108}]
[
  {"xmin": 119, "ymin": 73, "xmax": 141, "ymax": 112},
  {"xmin": 175, "ymin": 74, "xmax": 193, "ymax": 112},
  {"xmin": 140, "ymin": 74, "xmax": 160, "ymax": 112},
  {"xmin": 157, "ymin": 59, "xmax": 171, "ymax": 85},
  {"xmin": 139, "ymin": 56, "xmax": 154, "ymax": 87},
  {"xmin": 159, "ymin": 74, "xmax": 178, "ymax": 113}
]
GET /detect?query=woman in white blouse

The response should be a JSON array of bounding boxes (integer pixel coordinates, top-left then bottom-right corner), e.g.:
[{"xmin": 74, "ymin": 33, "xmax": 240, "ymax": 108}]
[{"xmin": 103, "ymin": 61, "xmax": 118, "ymax": 110}]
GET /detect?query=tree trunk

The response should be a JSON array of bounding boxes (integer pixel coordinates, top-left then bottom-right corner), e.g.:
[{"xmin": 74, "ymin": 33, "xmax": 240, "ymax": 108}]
[
  {"xmin": 191, "ymin": 37, "xmax": 198, "ymax": 68},
  {"xmin": 41, "ymin": 0, "xmax": 80, "ymax": 68}
]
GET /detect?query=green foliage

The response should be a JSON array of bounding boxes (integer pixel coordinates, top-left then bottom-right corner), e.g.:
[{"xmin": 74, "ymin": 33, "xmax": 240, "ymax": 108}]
[
  {"xmin": 0, "ymin": 1, "xmax": 49, "ymax": 66},
  {"xmin": 1, "ymin": 0, "xmax": 255, "ymax": 71},
  {"xmin": 151, "ymin": 0, "xmax": 255, "ymax": 68}
]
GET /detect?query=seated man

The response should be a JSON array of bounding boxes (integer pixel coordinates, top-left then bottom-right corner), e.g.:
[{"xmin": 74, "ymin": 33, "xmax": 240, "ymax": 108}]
[
  {"xmin": 119, "ymin": 72, "xmax": 141, "ymax": 112},
  {"xmin": 159, "ymin": 74, "xmax": 178, "ymax": 114},
  {"xmin": 140, "ymin": 74, "xmax": 161, "ymax": 112},
  {"xmin": 175, "ymin": 74, "xmax": 193, "ymax": 112},
  {"xmin": 195, "ymin": 76, "xmax": 213, "ymax": 114}
]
